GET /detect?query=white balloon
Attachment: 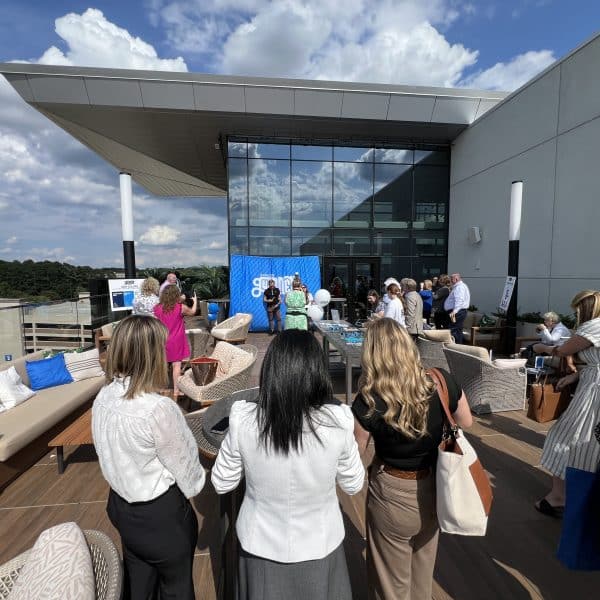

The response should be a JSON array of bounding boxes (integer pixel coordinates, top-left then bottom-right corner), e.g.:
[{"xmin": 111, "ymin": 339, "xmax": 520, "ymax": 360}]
[
  {"xmin": 314, "ymin": 289, "xmax": 331, "ymax": 307},
  {"xmin": 307, "ymin": 304, "xmax": 324, "ymax": 322}
]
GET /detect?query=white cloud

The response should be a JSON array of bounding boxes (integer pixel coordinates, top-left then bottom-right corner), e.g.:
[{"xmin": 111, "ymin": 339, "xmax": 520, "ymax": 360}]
[
  {"xmin": 139, "ymin": 225, "xmax": 181, "ymax": 245},
  {"xmin": 463, "ymin": 49, "xmax": 556, "ymax": 91},
  {"xmin": 38, "ymin": 8, "xmax": 188, "ymax": 71},
  {"xmin": 5, "ymin": 236, "xmax": 17, "ymax": 245}
]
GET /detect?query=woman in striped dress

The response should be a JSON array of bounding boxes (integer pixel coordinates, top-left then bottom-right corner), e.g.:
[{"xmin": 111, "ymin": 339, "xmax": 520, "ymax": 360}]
[{"xmin": 533, "ymin": 290, "xmax": 600, "ymax": 517}]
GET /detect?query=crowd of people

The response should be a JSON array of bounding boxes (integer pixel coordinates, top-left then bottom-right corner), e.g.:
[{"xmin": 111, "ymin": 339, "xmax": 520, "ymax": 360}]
[{"xmin": 92, "ymin": 271, "xmax": 600, "ymax": 599}]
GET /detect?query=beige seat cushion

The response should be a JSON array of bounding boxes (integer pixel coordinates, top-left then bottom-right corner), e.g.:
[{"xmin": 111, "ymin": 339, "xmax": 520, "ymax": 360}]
[
  {"xmin": 0, "ymin": 376, "xmax": 103, "ymax": 461},
  {"xmin": 446, "ymin": 342, "xmax": 491, "ymax": 363},
  {"xmin": 421, "ymin": 329, "xmax": 453, "ymax": 343},
  {"xmin": 9, "ymin": 522, "xmax": 94, "ymax": 600},
  {"xmin": 493, "ymin": 358, "xmax": 527, "ymax": 369}
]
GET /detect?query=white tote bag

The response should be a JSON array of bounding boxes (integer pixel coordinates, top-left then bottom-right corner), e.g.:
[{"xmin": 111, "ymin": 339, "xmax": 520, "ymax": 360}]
[{"xmin": 429, "ymin": 369, "xmax": 493, "ymax": 536}]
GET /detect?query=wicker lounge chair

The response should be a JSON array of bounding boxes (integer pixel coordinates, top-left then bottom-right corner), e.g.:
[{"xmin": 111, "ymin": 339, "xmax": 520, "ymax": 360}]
[
  {"xmin": 0, "ymin": 529, "xmax": 122, "ymax": 600},
  {"xmin": 416, "ymin": 329, "xmax": 452, "ymax": 370},
  {"xmin": 210, "ymin": 313, "xmax": 253, "ymax": 344},
  {"xmin": 178, "ymin": 342, "xmax": 258, "ymax": 406},
  {"xmin": 443, "ymin": 343, "xmax": 526, "ymax": 414}
]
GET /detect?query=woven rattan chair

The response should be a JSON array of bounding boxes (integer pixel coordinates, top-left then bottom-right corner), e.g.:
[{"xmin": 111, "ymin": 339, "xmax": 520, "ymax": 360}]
[
  {"xmin": 443, "ymin": 344, "xmax": 526, "ymax": 414},
  {"xmin": 210, "ymin": 313, "xmax": 253, "ymax": 344},
  {"xmin": 0, "ymin": 529, "xmax": 122, "ymax": 600},
  {"xmin": 178, "ymin": 342, "xmax": 258, "ymax": 407},
  {"xmin": 416, "ymin": 332, "xmax": 452, "ymax": 371}
]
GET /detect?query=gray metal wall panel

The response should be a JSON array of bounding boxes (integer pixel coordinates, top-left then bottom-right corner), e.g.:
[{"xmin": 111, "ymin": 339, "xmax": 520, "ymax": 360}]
[
  {"xmin": 294, "ymin": 89, "xmax": 342, "ymax": 117},
  {"xmin": 558, "ymin": 35, "xmax": 600, "ymax": 134},
  {"xmin": 341, "ymin": 92, "xmax": 389, "ymax": 120},
  {"xmin": 387, "ymin": 94, "xmax": 435, "ymax": 122},
  {"xmin": 139, "ymin": 81, "xmax": 195, "ymax": 109},
  {"xmin": 245, "ymin": 87, "xmax": 293, "ymax": 115},
  {"xmin": 432, "ymin": 97, "xmax": 479, "ymax": 125},
  {"xmin": 450, "ymin": 67, "xmax": 560, "ymax": 185},
  {"xmin": 553, "ymin": 117, "xmax": 600, "ymax": 277},
  {"xmin": 4, "ymin": 74, "xmax": 34, "ymax": 102},
  {"xmin": 27, "ymin": 75, "xmax": 89, "ymax": 104},
  {"xmin": 85, "ymin": 78, "xmax": 142, "ymax": 107},
  {"xmin": 194, "ymin": 84, "xmax": 245, "ymax": 112},
  {"xmin": 474, "ymin": 99, "xmax": 498, "ymax": 120}
]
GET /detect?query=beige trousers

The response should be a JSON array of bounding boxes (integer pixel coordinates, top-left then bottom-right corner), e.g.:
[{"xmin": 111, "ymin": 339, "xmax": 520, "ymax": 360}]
[{"xmin": 366, "ymin": 462, "xmax": 439, "ymax": 600}]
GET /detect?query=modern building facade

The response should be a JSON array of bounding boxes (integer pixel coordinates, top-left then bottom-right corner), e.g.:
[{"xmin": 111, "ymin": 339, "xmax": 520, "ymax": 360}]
[{"xmin": 2, "ymin": 31, "xmax": 600, "ymax": 314}]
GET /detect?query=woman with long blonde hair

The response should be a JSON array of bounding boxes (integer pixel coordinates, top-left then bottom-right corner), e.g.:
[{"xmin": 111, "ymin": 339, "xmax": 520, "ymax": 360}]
[
  {"xmin": 92, "ymin": 315, "xmax": 205, "ymax": 599},
  {"xmin": 532, "ymin": 290, "xmax": 600, "ymax": 517},
  {"xmin": 352, "ymin": 318, "xmax": 471, "ymax": 600}
]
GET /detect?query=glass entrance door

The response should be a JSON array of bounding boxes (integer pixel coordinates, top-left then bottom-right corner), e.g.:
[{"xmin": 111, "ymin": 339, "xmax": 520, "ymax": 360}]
[{"xmin": 323, "ymin": 257, "xmax": 380, "ymax": 322}]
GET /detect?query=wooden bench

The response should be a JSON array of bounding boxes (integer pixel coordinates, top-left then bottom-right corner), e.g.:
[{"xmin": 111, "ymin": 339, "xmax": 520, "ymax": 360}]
[{"xmin": 48, "ymin": 408, "xmax": 93, "ymax": 474}]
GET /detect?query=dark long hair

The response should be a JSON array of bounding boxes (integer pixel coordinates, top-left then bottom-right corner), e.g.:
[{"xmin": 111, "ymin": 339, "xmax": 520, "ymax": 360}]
[{"xmin": 257, "ymin": 330, "xmax": 333, "ymax": 454}]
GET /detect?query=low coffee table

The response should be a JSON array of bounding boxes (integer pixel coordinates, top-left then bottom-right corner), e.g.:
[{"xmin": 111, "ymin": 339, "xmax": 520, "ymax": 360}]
[{"xmin": 48, "ymin": 408, "xmax": 93, "ymax": 474}]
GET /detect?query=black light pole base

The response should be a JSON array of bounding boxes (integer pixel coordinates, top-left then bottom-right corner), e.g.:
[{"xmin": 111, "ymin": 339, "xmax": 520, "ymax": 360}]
[
  {"xmin": 123, "ymin": 240, "xmax": 136, "ymax": 279},
  {"xmin": 504, "ymin": 240, "xmax": 519, "ymax": 356}
]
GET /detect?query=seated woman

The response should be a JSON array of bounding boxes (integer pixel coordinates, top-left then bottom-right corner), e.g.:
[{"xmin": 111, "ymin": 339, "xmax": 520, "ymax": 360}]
[
  {"xmin": 92, "ymin": 315, "xmax": 205, "ymax": 600},
  {"xmin": 367, "ymin": 289, "xmax": 385, "ymax": 319},
  {"xmin": 522, "ymin": 311, "xmax": 573, "ymax": 369},
  {"xmin": 211, "ymin": 330, "xmax": 365, "ymax": 600}
]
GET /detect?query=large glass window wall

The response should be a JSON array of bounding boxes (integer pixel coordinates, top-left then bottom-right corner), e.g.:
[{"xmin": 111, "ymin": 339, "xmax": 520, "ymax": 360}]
[{"xmin": 227, "ymin": 138, "xmax": 449, "ymax": 281}]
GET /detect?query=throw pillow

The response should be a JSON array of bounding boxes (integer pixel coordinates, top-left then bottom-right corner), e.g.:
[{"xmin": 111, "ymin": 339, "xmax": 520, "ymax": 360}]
[
  {"xmin": 9, "ymin": 522, "xmax": 95, "ymax": 600},
  {"xmin": 493, "ymin": 358, "xmax": 527, "ymax": 369},
  {"xmin": 0, "ymin": 366, "xmax": 36, "ymax": 411},
  {"xmin": 64, "ymin": 347, "xmax": 104, "ymax": 381},
  {"xmin": 479, "ymin": 314, "xmax": 497, "ymax": 328},
  {"xmin": 25, "ymin": 353, "xmax": 73, "ymax": 391},
  {"xmin": 421, "ymin": 329, "xmax": 453, "ymax": 343}
]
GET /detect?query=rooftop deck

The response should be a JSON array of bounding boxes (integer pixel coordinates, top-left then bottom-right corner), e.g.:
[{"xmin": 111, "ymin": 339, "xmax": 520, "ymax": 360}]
[{"xmin": 1, "ymin": 332, "xmax": 598, "ymax": 599}]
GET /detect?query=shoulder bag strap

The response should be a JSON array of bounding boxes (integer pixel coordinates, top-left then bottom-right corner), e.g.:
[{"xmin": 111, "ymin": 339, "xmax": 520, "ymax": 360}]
[{"xmin": 427, "ymin": 367, "xmax": 457, "ymax": 429}]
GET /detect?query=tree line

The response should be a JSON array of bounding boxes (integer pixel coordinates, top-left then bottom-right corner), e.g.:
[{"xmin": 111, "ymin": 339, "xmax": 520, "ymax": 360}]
[{"xmin": 0, "ymin": 260, "xmax": 229, "ymax": 302}]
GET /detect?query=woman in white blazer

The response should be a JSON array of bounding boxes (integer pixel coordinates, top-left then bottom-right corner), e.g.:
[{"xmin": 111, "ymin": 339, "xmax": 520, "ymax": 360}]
[{"xmin": 211, "ymin": 330, "xmax": 365, "ymax": 600}]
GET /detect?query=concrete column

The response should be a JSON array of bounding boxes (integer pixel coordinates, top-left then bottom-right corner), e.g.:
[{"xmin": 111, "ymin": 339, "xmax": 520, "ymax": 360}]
[{"xmin": 119, "ymin": 172, "xmax": 136, "ymax": 278}]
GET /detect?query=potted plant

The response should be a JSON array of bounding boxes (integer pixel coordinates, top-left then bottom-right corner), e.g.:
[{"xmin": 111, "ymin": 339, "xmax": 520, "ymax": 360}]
[{"xmin": 516, "ymin": 311, "xmax": 543, "ymax": 338}]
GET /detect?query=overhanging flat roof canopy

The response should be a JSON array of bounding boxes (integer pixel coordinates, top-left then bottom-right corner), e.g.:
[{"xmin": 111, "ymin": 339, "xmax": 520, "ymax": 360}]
[{"xmin": 0, "ymin": 63, "xmax": 507, "ymax": 196}]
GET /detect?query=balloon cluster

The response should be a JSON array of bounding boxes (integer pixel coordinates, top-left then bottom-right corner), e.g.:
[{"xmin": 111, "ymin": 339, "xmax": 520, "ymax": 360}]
[
  {"xmin": 306, "ymin": 289, "xmax": 331, "ymax": 322},
  {"xmin": 207, "ymin": 302, "xmax": 219, "ymax": 323}
]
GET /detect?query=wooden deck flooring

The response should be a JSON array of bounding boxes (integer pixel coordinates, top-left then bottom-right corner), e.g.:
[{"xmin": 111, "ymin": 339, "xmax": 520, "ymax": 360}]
[{"xmin": 1, "ymin": 331, "xmax": 598, "ymax": 599}]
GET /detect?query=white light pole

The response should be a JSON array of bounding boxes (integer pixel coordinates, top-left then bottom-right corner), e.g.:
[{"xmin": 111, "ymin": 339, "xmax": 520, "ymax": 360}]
[
  {"xmin": 119, "ymin": 172, "xmax": 136, "ymax": 277},
  {"xmin": 506, "ymin": 180, "xmax": 522, "ymax": 354}
]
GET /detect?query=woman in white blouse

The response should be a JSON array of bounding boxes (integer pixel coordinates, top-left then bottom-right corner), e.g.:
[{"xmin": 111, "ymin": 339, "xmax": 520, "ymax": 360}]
[
  {"xmin": 92, "ymin": 315, "xmax": 205, "ymax": 600},
  {"xmin": 212, "ymin": 330, "xmax": 365, "ymax": 600},
  {"xmin": 384, "ymin": 282, "xmax": 406, "ymax": 327}
]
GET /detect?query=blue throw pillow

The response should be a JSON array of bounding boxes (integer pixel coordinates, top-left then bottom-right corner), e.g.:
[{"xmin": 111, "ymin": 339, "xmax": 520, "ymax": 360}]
[{"xmin": 26, "ymin": 353, "xmax": 73, "ymax": 391}]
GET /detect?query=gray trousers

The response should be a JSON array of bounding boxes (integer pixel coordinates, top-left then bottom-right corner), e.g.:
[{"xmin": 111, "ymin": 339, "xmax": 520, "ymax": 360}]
[{"xmin": 366, "ymin": 462, "xmax": 439, "ymax": 600}]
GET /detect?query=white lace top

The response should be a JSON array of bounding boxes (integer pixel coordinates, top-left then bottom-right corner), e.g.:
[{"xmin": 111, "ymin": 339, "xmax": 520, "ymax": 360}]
[
  {"xmin": 132, "ymin": 293, "xmax": 159, "ymax": 316},
  {"xmin": 92, "ymin": 379, "xmax": 205, "ymax": 503}
]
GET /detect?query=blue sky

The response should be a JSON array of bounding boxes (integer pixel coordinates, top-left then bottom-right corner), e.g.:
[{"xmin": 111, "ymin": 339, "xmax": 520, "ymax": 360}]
[{"xmin": 0, "ymin": 1, "xmax": 598, "ymax": 267}]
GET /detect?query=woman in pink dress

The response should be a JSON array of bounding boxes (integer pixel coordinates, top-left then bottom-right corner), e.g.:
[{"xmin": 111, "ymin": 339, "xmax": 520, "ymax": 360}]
[{"xmin": 154, "ymin": 285, "xmax": 197, "ymax": 397}]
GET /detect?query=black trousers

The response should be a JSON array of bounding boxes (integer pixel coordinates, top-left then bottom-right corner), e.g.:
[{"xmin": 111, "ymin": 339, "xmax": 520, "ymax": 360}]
[
  {"xmin": 450, "ymin": 308, "xmax": 468, "ymax": 344},
  {"xmin": 107, "ymin": 485, "xmax": 198, "ymax": 600}
]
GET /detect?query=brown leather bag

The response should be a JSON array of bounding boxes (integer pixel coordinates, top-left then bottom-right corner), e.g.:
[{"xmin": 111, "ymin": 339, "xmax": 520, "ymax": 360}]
[
  {"xmin": 187, "ymin": 357, "xmax": 219, "ymax": 386},
  {"xmin": 528, "ymin": 376, "xmax": 574, "ymax": 423}
]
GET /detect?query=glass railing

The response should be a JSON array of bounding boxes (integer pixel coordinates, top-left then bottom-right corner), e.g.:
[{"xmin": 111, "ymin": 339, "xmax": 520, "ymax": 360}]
[{"xmin": 0, "ymin": 294, "xmax": 115, "ymax": 359}]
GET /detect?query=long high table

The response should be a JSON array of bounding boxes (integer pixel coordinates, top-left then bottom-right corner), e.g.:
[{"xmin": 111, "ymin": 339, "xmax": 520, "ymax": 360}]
[{"xmin": 314, "ymin": 320, "xmax": 363, "ymax": 404}]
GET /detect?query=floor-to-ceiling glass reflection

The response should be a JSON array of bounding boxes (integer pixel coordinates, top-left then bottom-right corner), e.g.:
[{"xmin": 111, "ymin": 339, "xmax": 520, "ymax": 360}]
[{"xmin": 227, "ymin": 138, "xmax": 449, "ymax": 283}]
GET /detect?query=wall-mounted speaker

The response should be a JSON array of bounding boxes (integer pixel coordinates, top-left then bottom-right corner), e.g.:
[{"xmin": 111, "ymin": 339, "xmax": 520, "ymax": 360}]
[{"xmin": 468, "ymin": 226, "xmax": 482, "ymax": 244}]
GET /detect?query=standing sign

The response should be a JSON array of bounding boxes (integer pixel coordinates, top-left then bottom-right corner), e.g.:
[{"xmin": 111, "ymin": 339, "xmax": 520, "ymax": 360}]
[
  {"xmin": 108, "ymin": 279, "xmax": 145, "ymax": 312},
  {"xmin": 499, "ymin": 276, "xmax": 516, "ymax": 312}
]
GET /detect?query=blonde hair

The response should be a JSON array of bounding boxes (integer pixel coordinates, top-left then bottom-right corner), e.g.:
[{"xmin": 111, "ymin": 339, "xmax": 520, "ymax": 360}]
[
  {"xmin": 571, "ymin": 290, "xmax": 600, "ymax": 326},
  {"xmin": 105, "ymin": 315, "xmax": 168, "ymax": 399},
  {"xmin": 140, "ymin": 277, "xmax": 159, "ymax": 296},
  {"xmin": 159, "ymin": 284, "xmax": 181, "ymax": 313},
  {"xmin": 359, "ymin": 318, "xmax": 435, "ymax": 439},
  {"xmin": 423, "ymin": 279, "xmax": 432, "ymax": 290}
]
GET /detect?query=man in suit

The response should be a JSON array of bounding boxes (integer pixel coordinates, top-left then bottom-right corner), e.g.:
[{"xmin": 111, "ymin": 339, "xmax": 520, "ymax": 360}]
[{"xmin": 401, "ymin": 278, "xmax": 423, "ymax": 339}]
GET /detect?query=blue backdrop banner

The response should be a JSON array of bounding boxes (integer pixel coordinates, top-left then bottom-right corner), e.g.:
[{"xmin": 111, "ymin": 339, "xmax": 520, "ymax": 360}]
[{"xmin": 229, "ymin": 255, "xmax": 321, "ymax": 331}]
